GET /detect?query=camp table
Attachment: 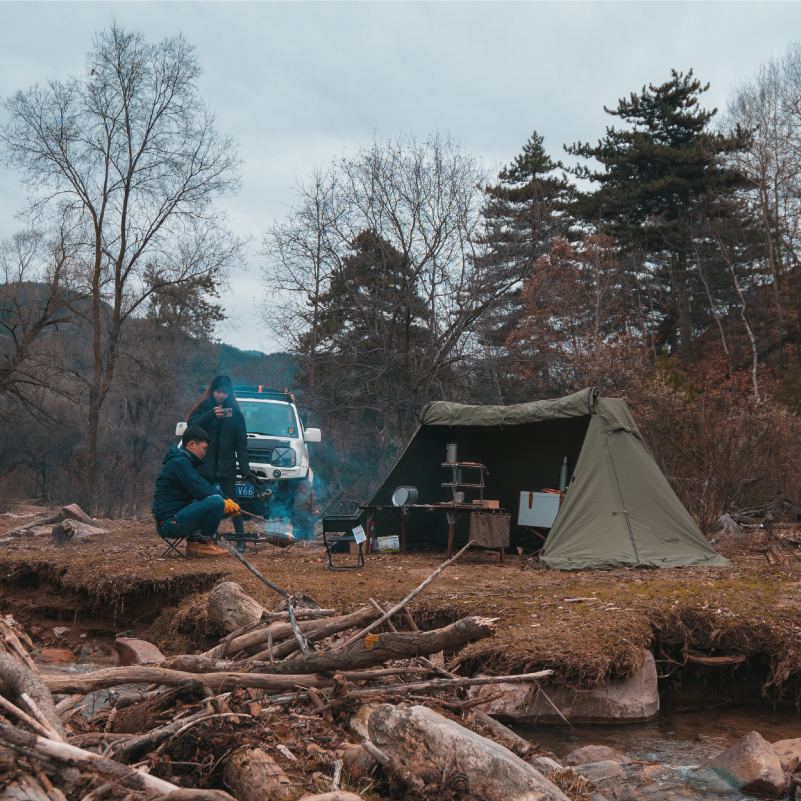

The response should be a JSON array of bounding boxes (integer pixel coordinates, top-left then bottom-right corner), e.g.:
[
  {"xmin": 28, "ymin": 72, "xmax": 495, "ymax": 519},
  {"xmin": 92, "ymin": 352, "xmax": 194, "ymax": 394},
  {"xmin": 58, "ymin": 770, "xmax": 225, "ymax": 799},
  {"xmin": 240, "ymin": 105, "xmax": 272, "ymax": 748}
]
[{"xmin": 358, "ymin": 503, "xmax": 508, "ymax": 561}]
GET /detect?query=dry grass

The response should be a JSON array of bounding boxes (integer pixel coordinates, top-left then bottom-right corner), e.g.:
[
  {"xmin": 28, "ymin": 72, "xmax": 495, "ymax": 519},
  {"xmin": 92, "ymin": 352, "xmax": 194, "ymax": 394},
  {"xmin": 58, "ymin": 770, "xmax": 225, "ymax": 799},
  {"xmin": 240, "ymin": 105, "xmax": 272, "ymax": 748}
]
[{"xmin": 2, "ymin": 503, "xmax": 801, "ymax": 699}]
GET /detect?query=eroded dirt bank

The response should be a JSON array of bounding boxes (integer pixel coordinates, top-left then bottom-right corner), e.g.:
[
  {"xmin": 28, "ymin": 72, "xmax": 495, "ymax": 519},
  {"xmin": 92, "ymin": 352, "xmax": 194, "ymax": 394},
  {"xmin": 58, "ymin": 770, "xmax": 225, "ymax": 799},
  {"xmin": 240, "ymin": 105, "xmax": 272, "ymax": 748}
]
[{"xmin": 2, "ymin": 504, "xmax": 801, "ymax": 703}]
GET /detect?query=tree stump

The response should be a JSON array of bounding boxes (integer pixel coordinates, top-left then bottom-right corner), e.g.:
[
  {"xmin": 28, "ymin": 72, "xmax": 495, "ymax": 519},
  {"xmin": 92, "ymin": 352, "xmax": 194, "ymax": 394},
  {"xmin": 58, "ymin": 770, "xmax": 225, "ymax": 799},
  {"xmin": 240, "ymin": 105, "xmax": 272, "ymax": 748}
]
[{"xmin": 207, "ymin": 582, "xmax": 266, "ymax": 633}]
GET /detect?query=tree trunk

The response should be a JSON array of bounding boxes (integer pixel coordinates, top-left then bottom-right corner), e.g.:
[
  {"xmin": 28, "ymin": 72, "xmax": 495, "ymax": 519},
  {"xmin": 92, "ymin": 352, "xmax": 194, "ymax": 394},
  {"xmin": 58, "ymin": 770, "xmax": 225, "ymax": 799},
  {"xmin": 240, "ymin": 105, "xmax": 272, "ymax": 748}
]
[
  {"xmin": 207, "ymin": 582, "xmax": 267, "ymax": 634},
  {"xmin": 223, "ymin": 749, "xmax": 294, "ymax": 801},
  {"xmin": 42, "ymin": 666, "xmax": 334, "ymax": 695},
  {"xmin": 249, "ymin": 616, "xmax": 496, "ymax": 676},
  {"xmin": 367, "ymin": 703, "xmax": 570, "ymax": 801},
  {"xmin": 761, "ymin": 191, "xmax": 785, "ymax": 371},
  {"xmin": 0, "ymin": 653, "xmax": 65, "ymax": 739},
  {"xmin": 676, "ymin": 252, "xmax": 694, "ymax": 365},
  {"xmin": 202, "ymin": 607, "xmax": 377, "ymax": 658}
]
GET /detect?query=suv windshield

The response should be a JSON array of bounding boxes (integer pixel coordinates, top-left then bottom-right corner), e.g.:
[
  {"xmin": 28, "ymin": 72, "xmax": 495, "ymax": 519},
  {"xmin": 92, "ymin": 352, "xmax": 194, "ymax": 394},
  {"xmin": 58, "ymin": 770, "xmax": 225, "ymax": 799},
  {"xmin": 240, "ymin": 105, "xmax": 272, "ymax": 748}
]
[{"xmin": 239, "ymin": 401, "xmax": 299, "ymax": 438}]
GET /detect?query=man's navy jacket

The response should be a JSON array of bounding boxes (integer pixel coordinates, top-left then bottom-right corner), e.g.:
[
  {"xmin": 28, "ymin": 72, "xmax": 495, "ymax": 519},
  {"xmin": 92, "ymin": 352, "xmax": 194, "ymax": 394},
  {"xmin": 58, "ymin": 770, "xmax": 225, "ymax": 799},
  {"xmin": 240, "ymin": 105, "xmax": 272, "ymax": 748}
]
[{"xmin": 152, "ymin": 445, "xmax": 218, "ymax": 522}]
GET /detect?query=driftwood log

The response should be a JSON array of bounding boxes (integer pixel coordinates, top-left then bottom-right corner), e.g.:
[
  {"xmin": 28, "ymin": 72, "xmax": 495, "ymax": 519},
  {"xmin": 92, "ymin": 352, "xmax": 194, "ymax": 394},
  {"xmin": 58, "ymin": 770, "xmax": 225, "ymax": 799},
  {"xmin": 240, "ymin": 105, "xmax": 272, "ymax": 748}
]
[
  {"xmin": 223, "ymin": 749, "xmax": 294, "ymax": 801},
  {"xmin": 367, "ymin": 703, "xmax": 570, "ymax": 801},
  {"xmin": 207, "ymin": 582, "xmax": 267, "ymax": 634},
  {"xmin": 202, "ymin": 607, "xmax": 378, "ymax": 659},
  {"xmin": 250, "ymin": 616, "xmax": 497, "ymax": 676},
  {"xmin": 253, "ymin": 607, "xmax": 380, "ymax": 660},
  {"xmin": 0, "ymin": 716, "xmax": 235, "ymax": 800},
  {"xmin": 298, "ymin": 794, "xmax": 364, "ymax": 801},
  {"xmin": 45, "ymin": 614, "xmax": 494, "ymax": 692},
  {"xmin": 0, "ymin": 652, "xmax": 66, "ymax": 738},
  {"xmin": 43, "ymin": 666, "xmax": 335, "ymax": 695}
]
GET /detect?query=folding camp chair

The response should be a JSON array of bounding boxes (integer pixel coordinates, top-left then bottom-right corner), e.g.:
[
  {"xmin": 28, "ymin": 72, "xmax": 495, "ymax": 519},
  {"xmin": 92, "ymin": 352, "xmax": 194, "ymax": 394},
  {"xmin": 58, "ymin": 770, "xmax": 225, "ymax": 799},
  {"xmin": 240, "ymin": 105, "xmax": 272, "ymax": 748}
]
[
  {"xmin": 154, "ymin": 515, "xmax": 188, "ymax": 558},
  {"xmin": 322, "ymin": 516, "xmax": 365, "ymax": 571}
]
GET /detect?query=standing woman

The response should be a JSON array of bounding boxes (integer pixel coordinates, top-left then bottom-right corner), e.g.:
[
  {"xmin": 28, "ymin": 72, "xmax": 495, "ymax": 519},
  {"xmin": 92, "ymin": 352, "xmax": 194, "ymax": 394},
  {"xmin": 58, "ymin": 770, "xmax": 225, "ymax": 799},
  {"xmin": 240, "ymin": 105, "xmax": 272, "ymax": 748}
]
[{"xmin": 187, "ymin": 375, "xmax": 251, "ymax": 551}]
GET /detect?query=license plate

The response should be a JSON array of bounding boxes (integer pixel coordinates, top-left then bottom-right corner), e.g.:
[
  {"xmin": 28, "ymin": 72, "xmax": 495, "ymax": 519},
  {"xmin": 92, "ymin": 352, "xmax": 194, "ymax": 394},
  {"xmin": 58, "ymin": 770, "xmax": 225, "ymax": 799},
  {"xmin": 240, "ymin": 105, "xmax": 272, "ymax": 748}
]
[{"xmin": 235, "ymin": 483, "xmax": 255, "ymax": 498}]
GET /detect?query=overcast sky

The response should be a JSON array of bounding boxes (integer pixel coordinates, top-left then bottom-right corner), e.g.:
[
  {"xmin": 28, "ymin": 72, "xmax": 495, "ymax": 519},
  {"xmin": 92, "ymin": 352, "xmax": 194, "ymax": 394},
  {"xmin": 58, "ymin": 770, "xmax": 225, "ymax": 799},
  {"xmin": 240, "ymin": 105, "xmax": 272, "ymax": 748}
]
[{"xmin": 1, "ymin": 1, "xmax": 800, "ymax": 353}]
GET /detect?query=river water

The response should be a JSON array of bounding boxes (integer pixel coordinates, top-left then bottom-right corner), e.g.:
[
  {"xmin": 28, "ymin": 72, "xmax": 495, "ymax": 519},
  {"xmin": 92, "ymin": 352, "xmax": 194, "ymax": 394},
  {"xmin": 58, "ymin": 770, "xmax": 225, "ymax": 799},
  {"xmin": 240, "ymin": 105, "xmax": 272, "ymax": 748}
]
[{"xmin": 515, "ymin": 704, "xmax": 801, "ymax": 800}]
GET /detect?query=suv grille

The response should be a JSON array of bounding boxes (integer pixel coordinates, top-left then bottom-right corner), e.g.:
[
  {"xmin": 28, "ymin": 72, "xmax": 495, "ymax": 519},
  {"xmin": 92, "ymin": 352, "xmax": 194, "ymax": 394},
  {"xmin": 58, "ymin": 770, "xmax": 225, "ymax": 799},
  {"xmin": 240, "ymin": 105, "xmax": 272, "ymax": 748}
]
[{"xmin": 247, "ymin": 447, "xmax": 273, "ymax": 463}]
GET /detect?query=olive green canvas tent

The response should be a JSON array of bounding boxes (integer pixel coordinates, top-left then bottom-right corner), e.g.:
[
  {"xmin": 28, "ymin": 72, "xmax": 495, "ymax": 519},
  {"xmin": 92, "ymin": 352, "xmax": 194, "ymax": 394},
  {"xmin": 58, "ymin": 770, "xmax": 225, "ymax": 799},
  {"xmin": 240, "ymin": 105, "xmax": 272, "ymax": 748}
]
[{"xmin": 363, "ymin": 388, "xmax": 730, "ymax": 569}]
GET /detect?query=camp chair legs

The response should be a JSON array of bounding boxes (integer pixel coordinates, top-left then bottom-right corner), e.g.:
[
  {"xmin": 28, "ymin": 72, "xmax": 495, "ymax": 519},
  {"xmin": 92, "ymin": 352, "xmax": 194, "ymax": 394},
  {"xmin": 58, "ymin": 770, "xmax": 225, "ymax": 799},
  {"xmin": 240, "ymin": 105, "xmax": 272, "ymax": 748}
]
[
  {"xmin": 322, "ymin": 515, "xmax": 365, "ymax": 571},
  {"xmin": 160, "ymin": 538, "xmax": 187, "ymax": 558},
  {"xmin": 325, "ymin": 540, "xmax": 365, "ymax": 571},
  {"xmin": 155, "ymin": 517, "xmax": 187, "ymax": 558}
]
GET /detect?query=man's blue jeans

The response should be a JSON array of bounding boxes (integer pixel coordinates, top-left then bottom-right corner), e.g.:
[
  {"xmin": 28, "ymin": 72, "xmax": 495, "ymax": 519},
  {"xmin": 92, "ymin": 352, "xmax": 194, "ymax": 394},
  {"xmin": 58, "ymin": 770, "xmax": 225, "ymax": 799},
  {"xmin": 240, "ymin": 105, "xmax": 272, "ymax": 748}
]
[{"xmin": 160, "ymin": 496, "xmax": 225, "ymax": 542}]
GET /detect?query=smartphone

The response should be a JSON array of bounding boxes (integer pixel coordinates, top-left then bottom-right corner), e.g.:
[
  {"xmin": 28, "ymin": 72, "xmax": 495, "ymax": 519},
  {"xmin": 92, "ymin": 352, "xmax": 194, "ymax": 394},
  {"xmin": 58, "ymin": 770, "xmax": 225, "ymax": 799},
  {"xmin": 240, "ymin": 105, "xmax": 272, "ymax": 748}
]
[{"xmin": 220, "ymin": 408, "xmax": 233, "ymax": 417}]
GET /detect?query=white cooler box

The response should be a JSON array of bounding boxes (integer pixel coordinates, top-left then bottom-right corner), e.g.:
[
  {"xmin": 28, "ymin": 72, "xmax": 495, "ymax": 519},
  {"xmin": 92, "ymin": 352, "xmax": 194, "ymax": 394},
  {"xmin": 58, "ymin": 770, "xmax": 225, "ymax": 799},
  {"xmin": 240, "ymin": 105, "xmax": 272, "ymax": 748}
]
[{"xmin": 518, "ymin": 491, "xmax": 561, "ymax": 528}]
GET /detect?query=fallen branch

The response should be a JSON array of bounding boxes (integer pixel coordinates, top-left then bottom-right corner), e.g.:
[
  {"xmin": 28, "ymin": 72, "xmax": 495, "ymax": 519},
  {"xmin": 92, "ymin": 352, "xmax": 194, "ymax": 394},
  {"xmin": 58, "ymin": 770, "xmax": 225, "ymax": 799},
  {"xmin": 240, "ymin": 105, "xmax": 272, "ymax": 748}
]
[
  {"xmin": 43, "ymin": 666, "xmax": 335, "ymax": 695},
  {"xmin": 0, "ymin": 651, "xmax": 65, "ymax": 738},
  {"xmin": 344, "ymin": 670, "xmax": 553, "ymax": 699},
  {"xmin": 217, "ymin": 538, "xmax": 314, "ymax": 656},
  {"xmin": 334, "ymin": 541, "xmax": 475, "ymax": 651},
  {"xmin": 471, "ymin": 709, "xmax": 532, "ymax": 754},
  {"xmin": 198, "ymin": 607, "xmax": 378, "ymax": 660},
  {"xmin": 250, "ymin": 616, "xmax": 497, "ymax": 675},
  {"xmin": 0, "ymin": 616, "xmax": 38, "ymax": 673},
  {"xmin": 0, "ymin": 716, "xmax": 234, "ymax": 800},
  {"xmin": 407, "ymin": 691, "xmax": 506, "ymax": 711}
]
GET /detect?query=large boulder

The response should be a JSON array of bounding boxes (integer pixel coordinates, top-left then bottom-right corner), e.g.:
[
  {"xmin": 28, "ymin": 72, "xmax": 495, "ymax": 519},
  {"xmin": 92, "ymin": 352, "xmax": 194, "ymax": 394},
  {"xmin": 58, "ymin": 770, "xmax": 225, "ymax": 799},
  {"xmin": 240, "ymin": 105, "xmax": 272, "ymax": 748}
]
[
  {"xmin": 113, "ymin": 638, "xmax": 164, "ymax": 667},
  {"xmin": 368, "ymin": 703, "xmax": 570, "ymax": 801},
  {"xmin": 468, "ymin": 650, "xmax": 659, "ymax": 724},
  {"xmin": 705, "ymin": 731, "xmax": 785, "ymax": 797},
  {"xmin": 772, "ymin": 738, "xmax": 801, "ymax": 774}
]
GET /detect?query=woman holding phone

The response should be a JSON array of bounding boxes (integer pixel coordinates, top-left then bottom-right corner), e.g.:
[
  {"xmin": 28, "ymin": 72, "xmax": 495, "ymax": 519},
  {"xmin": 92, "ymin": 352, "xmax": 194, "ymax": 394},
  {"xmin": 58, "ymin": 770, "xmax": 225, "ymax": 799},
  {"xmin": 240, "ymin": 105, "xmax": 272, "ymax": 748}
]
[{"xmin": 187, "ymin": 375, "xmax": 251, "ymax": 551}]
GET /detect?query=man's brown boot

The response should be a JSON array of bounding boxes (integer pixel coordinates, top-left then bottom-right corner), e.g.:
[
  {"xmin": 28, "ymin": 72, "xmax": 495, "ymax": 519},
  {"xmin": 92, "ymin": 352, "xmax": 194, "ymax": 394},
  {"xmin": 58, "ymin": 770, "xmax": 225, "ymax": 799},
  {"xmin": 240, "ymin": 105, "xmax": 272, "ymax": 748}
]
[
  {"xmin": 186, "ymin": 541, "xmax": 199, "ymax": 556},
  {"xmin": 192, "ymin": 540, "xmax": 227, "ymax": 558}
]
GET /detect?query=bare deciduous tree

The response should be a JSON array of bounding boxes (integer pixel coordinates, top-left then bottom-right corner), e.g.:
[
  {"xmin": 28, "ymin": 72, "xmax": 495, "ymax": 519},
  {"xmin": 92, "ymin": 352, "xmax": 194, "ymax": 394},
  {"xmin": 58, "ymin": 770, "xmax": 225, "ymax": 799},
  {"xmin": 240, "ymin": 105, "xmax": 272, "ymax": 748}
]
[
  {"xmin": 262, "ymin": 134, "xmax": 525, "ymax": 439},
  {"xmin": 0, "ymin": 227, "xmax": 82, "ymax": 416},
  {"xmin": 1, "ymin": 24, "xmax": 243, "ymax": 490}
]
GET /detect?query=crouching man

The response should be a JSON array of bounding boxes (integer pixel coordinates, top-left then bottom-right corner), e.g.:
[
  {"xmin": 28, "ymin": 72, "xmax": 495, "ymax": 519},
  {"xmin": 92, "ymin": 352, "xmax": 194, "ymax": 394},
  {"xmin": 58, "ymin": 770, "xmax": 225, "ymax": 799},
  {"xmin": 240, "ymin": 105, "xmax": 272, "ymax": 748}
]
[{"xmin": 152, "ymin": 425, "xmax": 241, "ymax": 558}]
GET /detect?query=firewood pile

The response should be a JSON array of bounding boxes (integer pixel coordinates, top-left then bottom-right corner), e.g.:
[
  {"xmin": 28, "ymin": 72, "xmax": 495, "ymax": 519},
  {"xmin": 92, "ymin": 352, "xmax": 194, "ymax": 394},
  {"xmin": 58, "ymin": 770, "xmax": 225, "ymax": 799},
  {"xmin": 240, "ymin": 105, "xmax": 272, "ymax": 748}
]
[{"xmin": 0, "ymin": 543, "xmax": 567, "ymax": 801}]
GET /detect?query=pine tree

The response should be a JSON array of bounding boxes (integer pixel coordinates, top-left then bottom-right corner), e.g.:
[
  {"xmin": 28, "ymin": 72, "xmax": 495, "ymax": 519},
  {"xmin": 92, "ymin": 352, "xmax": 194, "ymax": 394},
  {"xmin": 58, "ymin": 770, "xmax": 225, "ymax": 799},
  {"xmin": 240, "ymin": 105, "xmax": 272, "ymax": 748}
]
[
  {"xmin": 565, "ymin": 70, "xmax": 749, "ymax": 363},
  {"xmin": 474, "ymin": 131, "xmax": 574, "ymax": 400}
]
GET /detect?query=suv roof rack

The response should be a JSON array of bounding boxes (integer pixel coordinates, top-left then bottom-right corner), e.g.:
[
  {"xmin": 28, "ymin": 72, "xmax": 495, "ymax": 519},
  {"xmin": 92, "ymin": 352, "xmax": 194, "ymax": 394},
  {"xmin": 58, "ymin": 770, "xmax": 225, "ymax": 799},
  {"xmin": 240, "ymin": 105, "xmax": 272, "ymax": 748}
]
[
  {"xmin": 234, "ymin": 385, "xmax": 293, "ymax": 402},
  {"xmin": 199, "ymin": 385, "xmax": 294, "ymax": 402}
]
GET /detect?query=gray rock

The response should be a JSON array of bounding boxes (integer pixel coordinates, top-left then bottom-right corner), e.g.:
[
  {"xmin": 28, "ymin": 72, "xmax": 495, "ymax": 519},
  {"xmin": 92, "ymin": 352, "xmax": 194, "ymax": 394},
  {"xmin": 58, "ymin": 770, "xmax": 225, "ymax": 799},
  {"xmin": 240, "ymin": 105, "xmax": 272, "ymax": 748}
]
[
  {"xmin": 565, "ymin": 745, "xmax": 633, "ymax": 766},
  {"xmin": 52, "ymin": 519, "xmax": 108, "ymax": 546},
  {"xmin": 570, "ymin": 760, "xmax": 625, "ymax": 789},
  {"xmin": 52, "ymin": 627, "xmax": 70, "ymax": 639},
  {"xmin": 467, "ymin": 650, "xmax": 659, "ymax": 724},
  {"xmin": 533, "ymin": 756, "xmax": 563, "ymax": 773},
  {"xmin": 772, "ymin": 737, "xmax": 801, "ymax": 774},
  {"xmin": 368, "ymin": 703, "xmax": 570, "ymax": 801},
  {"xmin": 705, "ymin": 730, "xmax": 785, "ymax": 797}
]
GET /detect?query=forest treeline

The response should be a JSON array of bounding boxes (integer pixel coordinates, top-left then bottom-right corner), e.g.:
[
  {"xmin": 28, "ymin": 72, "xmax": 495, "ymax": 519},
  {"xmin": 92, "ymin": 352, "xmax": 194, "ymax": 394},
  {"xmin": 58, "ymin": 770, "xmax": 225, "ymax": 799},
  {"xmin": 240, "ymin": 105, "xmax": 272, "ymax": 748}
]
[{"xmin": 3, "ymin": 26, "xmax": 801, "ymax": 530}]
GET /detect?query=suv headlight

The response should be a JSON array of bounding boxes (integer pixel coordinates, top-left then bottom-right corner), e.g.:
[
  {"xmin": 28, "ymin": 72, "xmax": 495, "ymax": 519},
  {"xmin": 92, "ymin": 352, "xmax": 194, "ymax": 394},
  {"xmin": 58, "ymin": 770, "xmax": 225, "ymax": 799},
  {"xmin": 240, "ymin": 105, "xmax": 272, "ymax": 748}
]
[{"xmin": 272, "ymin": 447, "xmax": 296, "ymax": 468}]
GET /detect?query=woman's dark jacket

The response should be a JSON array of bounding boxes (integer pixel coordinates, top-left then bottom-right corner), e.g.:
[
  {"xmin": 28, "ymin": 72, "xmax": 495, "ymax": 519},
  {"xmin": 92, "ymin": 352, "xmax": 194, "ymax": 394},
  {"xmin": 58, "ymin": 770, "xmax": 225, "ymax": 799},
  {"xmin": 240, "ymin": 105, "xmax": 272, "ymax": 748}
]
[{"xmin": 187, "ymin": 399, "xmax": 251, "ymax": 482}]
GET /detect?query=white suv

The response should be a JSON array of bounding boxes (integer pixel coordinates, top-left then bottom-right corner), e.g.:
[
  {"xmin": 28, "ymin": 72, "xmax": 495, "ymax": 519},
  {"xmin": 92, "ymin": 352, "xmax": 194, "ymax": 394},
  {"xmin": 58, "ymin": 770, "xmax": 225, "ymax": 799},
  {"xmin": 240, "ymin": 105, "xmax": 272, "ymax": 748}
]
[{"xmin": 176, "ymin": 387, "xmax": 321, "ymax": 534}]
